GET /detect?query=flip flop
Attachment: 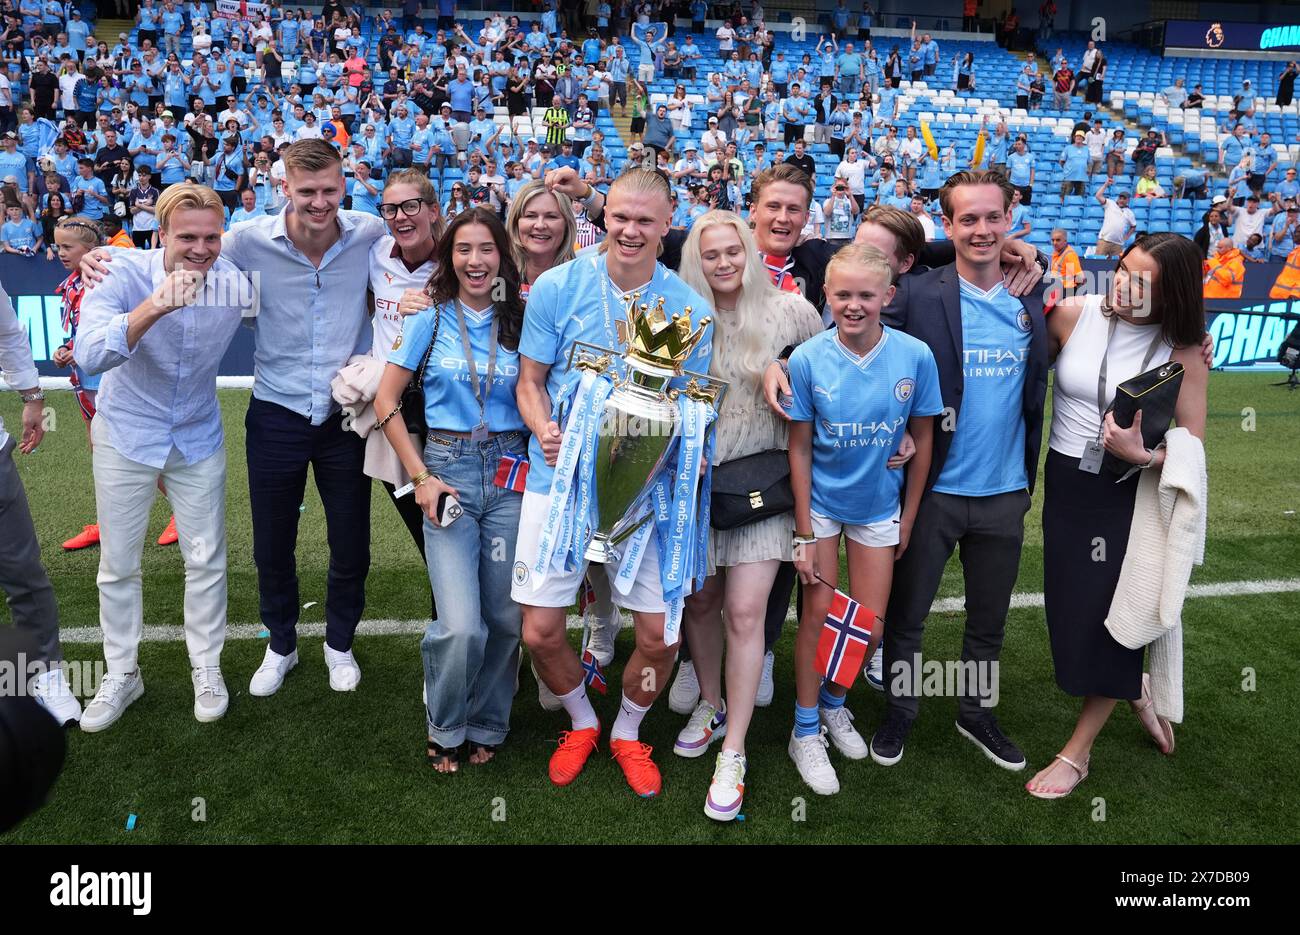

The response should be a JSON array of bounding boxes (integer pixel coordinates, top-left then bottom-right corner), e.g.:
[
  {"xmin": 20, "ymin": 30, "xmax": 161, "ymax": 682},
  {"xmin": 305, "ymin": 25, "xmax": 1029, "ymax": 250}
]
[
  {"xmin": 467, "ymin": 741, "xmax": 498, "ymax": 765},
  {"xmin": 1026, "ymin": 753, "xmax": 1089, "ymax": 800},
  {"xmin": 427, "ymin": 739, "xmax": 460, "ymax": 773},
  {"xmin": 1131, "ymin": 672, "xmax": 1175, "ymax": 755}
]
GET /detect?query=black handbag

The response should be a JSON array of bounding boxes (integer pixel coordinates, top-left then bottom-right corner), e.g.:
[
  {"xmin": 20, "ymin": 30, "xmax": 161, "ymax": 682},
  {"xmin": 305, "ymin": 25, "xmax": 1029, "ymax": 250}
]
[
  {"xmin": 399, "ymin": 302, "xmax": 442, "ymax": 437},
  {"xmin": 710, "ymin": 449, "xmax": 794, "ymax": 530},
  {"xmin": 1102, "ymin": 359, "xmax": 1184, "ymax": 476}
]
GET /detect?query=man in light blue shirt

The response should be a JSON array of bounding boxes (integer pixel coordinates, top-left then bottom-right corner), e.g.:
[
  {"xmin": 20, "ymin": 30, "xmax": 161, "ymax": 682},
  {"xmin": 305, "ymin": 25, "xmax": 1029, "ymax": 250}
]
[
  {"xmin": 216, "ymin": 139, "xmax": 388, "ymax": 698},
  {"xmin": 75, "ymin": 182, "xmax": 255, "ymax": 732}
]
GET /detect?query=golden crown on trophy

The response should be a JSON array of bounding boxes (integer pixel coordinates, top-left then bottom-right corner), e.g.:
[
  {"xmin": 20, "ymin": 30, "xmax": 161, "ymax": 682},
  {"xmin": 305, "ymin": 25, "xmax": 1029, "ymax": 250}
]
[{"xmin": 623, "ymin": 294, "xmax": 712, "ymax": 373}]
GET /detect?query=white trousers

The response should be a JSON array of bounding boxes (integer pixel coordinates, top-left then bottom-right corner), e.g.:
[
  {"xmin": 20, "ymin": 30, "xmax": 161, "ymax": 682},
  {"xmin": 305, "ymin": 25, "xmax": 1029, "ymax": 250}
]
[{"xmin": 92, "ymin": 416, "xmax": 228, "ymax": 675}]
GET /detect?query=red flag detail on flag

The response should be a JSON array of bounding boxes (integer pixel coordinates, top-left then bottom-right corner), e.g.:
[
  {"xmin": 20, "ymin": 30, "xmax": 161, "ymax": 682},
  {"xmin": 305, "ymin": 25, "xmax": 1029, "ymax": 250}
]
[
  {"xmin": 815, "ymin": 589, "xmax": 875, "ymax": 689},
  {"xmin": 493, "ymin": 452, "xmax": 529, "ymax": 492}
]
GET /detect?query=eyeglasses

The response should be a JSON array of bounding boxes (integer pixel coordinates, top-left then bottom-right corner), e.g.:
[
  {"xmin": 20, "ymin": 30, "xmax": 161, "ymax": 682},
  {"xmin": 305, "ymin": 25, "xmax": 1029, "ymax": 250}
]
[{"xmin": 378, "ymin": 198, "xmax": 429, "ymax": 219}]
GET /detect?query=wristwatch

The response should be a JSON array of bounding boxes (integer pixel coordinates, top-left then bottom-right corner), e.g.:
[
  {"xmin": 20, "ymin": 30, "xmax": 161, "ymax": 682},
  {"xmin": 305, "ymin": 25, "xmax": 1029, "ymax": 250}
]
[{"xmin": 20, "ymin": 390, "xmax": 44, "ymax": 403}]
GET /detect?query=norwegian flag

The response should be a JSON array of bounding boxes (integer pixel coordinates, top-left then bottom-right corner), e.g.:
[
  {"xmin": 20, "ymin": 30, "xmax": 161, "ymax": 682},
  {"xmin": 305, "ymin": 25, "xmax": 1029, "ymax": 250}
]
[
  {"xmin": 493, "ymin": 452, "xmax": 529, "ymax": 492},
  {"xmin": 576, "ymin": 576, "xmax": 597, "ymax": 614},
  {"xmin": 581, "ymin": 649, "xmax": 607, "ymax": 695},
  {"xmin": 815, "ymin": 588, "xmax": 876, "ymax": 689}
]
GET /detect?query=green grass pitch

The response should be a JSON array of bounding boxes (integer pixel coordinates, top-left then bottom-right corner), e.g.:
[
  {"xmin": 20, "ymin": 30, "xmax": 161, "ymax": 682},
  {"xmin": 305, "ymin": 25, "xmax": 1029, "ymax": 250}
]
[{"xmin": 1, "ymin": 373, "xmax": 1297, "ymax": 843}]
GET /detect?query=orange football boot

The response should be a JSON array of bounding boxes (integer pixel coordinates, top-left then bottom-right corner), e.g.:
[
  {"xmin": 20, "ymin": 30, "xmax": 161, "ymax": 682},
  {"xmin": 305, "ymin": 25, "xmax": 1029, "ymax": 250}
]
[
  {"xmin": 549, "ymin": 723, "xmax": 600, "ymax": 786},
  {"xmin": 157, "ymin": 515, "xmax": 178, "ymax": 546},
  {"xmin": 62, "ymin": 523, "xmax": 100, "ymax": 551},
  {"xmin": 610, "ymin": 738, "xmax": 662, "ymax": 797}
]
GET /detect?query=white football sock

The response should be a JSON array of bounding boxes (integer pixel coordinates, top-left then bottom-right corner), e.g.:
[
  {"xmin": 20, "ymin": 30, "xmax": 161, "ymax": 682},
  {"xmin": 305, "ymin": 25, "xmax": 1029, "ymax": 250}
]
[
  {"xmin": 610, "ymin": 693, "xmax": 651, "ymax": 742},
  {"xmin": 557, "ymin": 682, "xmax": 599, "ymax": 731}
]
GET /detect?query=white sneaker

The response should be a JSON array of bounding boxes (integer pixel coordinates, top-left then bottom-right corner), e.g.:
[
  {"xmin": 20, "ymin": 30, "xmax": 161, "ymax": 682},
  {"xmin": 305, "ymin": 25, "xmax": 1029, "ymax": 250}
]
[
  {"xmin": 583, "ymin": 610, "xmax": 621, "ymax": 667},
  {"xmin": 324, "ymin": 644, "xmax": 361, "ymax": 692},
  {"xmin": 788, "ymin": 726, "xmax": 840, "ymax": 795},
  {"xmin": 704, "ymin": 749, "xmax": 747, "ymax": 821},
  {"xmin": 249, "ymin": 646, "xmax": 298, "ymax": 697},
  {"xmin": 29, "ymin": 666, "xmax": 82, "ymax": 726},
  {"xmin": 673, "ymin": 698, "xmax": 727, "ymax": 758},
  {"xmin": 755, "ymin": 650, "xmax": 775, "ymax": 707},
  {"xmin": 80, "ymin": 670, "xmax": 143, "ymax": 733},
  {"xmin": 191, "ymin": 666, "xmax": 229, "ymax": 722},
  {"xmin": 532, "ymin": 660, "xmax": 563, "ymax": 711},
  {"xmin": 820, "ymin": 704, "xmax": 869, "ymax": 760},
  {"xmin": 864, "ymin": 645, "xmax": 884, "ymax": 692},
  {"xmin": 668, "ymin": 659, "xmax": 700, "ymax": 715}
]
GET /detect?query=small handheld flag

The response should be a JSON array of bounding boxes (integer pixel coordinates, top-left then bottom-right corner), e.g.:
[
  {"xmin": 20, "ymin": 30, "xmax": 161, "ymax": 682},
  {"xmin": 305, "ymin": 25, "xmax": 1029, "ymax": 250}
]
[
  {"xmin": 576, "ymin": 575, "xmax": 597, "ymax": 614},
  {"xmin": 493, "ymin": 452, "xmax": 529, "ymax": 492},
  {"xmin": 813, "ymin": 574, "xmax": 877, "ymax": 689},
  {"xmin": 581, "ymin": 649, "xmax": 608, "ymax": 695}
]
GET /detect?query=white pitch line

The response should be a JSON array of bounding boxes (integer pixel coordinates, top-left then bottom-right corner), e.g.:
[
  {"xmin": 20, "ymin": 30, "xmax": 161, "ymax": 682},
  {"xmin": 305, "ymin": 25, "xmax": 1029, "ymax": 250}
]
[{"xmin": 55, "ymin": 578, "xmax": 1300, "ymax": 645}]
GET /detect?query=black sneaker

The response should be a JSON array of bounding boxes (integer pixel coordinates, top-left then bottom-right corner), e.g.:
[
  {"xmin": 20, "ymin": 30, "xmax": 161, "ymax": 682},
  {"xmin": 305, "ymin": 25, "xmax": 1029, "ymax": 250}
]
[
  {"xmin": 869, "ymin": 709, "xmax": 914, "ymax": 766},
  {"xmin": 955, "ymin": 713, "xmax": 1027, "ymax": 771}
]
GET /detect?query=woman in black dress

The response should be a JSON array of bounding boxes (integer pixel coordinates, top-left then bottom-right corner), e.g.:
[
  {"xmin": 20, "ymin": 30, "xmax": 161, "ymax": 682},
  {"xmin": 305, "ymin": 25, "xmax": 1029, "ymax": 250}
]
[
  {"xmin": 1278, "ymin": 62, "xmax": 1298, "ymax": 108},
  {"xmin": 1028, "ymin": 233, "xmax": 1209, "ymax": 799},
  {"xmin": 507, "ymin": 62, "xmax": 530, "ymax": 119},
  {"xmin": 1085, "ymin": 54, "xmax": 1106, "ymax": 105}
]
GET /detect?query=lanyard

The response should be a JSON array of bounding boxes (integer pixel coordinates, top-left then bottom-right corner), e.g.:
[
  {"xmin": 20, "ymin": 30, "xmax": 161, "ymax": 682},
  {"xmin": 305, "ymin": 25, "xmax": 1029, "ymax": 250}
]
[
  {"xmin": 601, "ymin": 255, "xmax": 647, "ymax": 350},
  {"xmin": 1096, "ymin": 314, "xmax": 1165, "ymax": 423},
  {"xmin": 454, "ymin": 299, "xmax": 498, "ymax": 430}
]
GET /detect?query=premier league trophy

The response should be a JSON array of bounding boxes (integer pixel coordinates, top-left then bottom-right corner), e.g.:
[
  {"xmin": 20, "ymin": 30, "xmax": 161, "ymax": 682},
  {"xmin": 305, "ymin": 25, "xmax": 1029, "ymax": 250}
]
[{"xmin": 564, "ymin": 295, "xmax": 726, "ymax": 564}]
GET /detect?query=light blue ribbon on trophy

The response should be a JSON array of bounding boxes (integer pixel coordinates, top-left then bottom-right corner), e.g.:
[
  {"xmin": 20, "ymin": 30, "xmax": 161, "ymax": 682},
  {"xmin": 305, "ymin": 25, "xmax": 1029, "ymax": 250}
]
[
  {"xmin": 610, "ymin": 393, "xmax": 715, "ymax": 645},
  {"xmin": 530, "ymin": 368, "xmax": 615, "ymax": 590}
]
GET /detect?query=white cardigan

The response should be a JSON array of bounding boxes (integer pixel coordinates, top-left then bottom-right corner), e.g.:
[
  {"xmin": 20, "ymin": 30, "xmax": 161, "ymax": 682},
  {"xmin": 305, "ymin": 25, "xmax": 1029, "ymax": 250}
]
[
  {"xmin": 330, "ymin": 354, "xmax": 413, "ymax": 488},
  {"xmin": 1104, "ymin": 427, "xmax": 1207, "ymax": 723}
]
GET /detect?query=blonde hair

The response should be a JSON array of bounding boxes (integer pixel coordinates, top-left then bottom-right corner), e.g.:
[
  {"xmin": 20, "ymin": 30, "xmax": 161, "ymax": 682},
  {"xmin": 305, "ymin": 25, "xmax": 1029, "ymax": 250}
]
[
  {"xmin": 825, "ymin": 243, "xmax": 894, "ymax": 292},
  {"xmin": 383, "ymin": 169, "xmax": 446, "ymax": 244},
  {"xmin": 505, "ymin": 179, "xmax": 576, "ymax": 278},
  {"xmin": 598, "ymin": 168, "xmax": 672, "ymax": 257},
  {"xmin": 281, "ymin": 138, "xmax": 343, "ymax": 175},
  {"xmin": 156, "ymin": 182, "xmax": 224, "ymax": 230},
  {"xmin": 678, "ymin": 210, "xmax": 788, "ymax": 407},
  {"xmin": 54, "ymin": 215, "xmax": 104, "ymax": 248}
]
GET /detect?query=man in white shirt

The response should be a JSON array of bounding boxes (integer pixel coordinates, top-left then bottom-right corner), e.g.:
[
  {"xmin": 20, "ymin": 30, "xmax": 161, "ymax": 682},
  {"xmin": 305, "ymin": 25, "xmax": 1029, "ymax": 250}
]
[
  {"xmin": 716, "ymin": 23, "xmax": 736, "ymax": 53},
  {"xmin": 0, "ymin": 284, "xmax": 83, "ymax": 726},
  {"xmin": 1094, "ymin": 178, "xmax": 1136, "ymax": 256},
  {"xmin": 1230, "ymin": 194, "xmax": 1272, "ymax": 248},
  {"xmin": 673, "ymin": 142, "xmax": 707, "ymax": 182},
  {"xmin": 834, "ymin": 145, "xmax": 868, "ymax": 196},
  {"xmin": 700, "ymin": 116, "xmax": 727, "ymax": 157},
  {"xmin": 1084, "ymin": 121, "xmax": 1106, "ymax": 177},
  {"xmin": 910, "ymin": 194, "xmax": 936, "ymax": 240},
  {"xmin": 74, "ymin": 183, "xmax": 256, "ymax": 732}
]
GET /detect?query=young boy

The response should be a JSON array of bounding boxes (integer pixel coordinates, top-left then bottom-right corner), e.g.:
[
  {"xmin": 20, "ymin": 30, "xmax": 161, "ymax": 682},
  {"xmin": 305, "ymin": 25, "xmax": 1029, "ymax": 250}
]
[
  {"xmin": 785, "ymin": 244, "xmax": 943, "ymax": 795},
  {"xmin": 1, "ymin": 204, "xmax": 41, "ymax": 254}
]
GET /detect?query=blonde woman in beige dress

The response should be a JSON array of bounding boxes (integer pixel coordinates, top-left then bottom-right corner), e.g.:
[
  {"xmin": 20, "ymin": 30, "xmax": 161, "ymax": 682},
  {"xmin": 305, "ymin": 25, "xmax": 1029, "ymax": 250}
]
[{"xmin": 675, "ymin": 210, "xmax": 822, "ymax": 821}]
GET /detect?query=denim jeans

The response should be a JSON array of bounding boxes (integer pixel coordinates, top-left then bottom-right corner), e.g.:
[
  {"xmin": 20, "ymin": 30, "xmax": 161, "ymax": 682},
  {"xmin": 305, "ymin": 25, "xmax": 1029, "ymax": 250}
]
[{"xmin": 420, "ymin": 430, "xmax": 527, "ymax": 748}]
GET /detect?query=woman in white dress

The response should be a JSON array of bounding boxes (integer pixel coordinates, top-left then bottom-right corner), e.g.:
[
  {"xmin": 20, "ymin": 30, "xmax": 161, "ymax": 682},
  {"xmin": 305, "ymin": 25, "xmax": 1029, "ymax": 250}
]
[
  {"xmin": 675, "ymin": 210, "xmax": 823, "ymax": 821},
  {"xmin": 365, "ymin": 169, "xmax": 445, "ymax": 622}
]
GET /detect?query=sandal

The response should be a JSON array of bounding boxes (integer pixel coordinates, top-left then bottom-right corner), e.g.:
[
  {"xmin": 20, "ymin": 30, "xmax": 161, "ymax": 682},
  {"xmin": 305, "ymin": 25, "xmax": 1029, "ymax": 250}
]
[
  {"xmin": 1026, "ymin": 753, "xmax": 1090, "ymax": 800},
  {"xmin": 1131, "ymin": 672, "xmax": 1175, "ymax": 755},
  {"xmin": 468, "ymin": 742, "xmax": 498, "ymax": 765},
  {"xmin": 427, "ymin": 739, "xmax": 460, "ymax": 773}
]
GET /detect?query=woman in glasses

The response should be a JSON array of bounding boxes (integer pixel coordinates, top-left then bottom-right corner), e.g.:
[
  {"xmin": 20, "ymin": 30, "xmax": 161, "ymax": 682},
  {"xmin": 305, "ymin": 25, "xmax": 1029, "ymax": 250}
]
[
  {"xmin": 364, "ymin": 169, "xmax": 446, "ymax": 624},
  {"xmin": 374, "ymin": 207, "xmax": 529, "ymax": 774}
]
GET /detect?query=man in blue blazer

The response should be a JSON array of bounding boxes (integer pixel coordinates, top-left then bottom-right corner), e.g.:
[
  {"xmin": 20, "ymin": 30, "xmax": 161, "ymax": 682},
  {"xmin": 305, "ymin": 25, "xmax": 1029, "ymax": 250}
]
[{"xmin": 871, "ymin": 169, "xmax": 1050, "ymax": 772}]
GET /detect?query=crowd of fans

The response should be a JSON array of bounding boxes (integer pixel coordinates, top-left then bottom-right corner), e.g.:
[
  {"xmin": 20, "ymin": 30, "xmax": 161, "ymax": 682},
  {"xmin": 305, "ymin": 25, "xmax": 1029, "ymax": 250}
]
[{"xmin": 0, "ymin": 1, "xmax": 1296, "ymax": 278}]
